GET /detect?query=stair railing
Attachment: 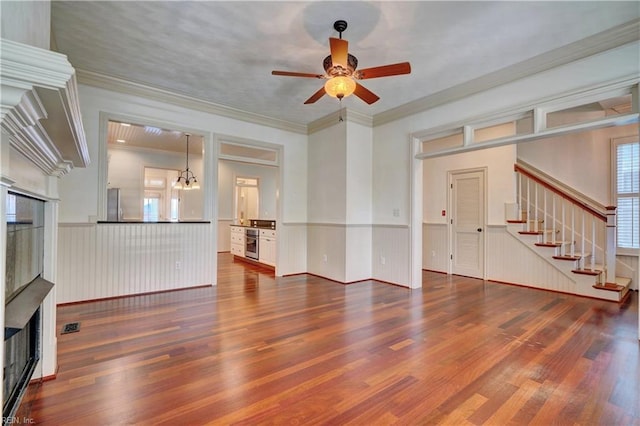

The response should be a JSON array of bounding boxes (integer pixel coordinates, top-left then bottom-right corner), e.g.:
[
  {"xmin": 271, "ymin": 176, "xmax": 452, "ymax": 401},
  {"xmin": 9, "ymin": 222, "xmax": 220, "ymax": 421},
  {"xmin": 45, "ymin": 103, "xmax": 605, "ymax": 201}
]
[{"xmin": 514, "ymin": 162, "xmax": 617, "ymax": 283}]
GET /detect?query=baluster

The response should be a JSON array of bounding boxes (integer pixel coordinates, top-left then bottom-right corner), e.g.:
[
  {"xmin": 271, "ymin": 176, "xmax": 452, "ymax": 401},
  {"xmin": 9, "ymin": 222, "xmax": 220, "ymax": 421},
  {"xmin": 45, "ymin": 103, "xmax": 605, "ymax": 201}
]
[
  {"xmin": 591, "ymin": 217, "xmax": 596, "ymax": 271},
  {"xmin": 581, "ymin": 210, "xmax": 586, "ymax": 269},
  {"xmin": 533, "ymin": 185, "xmax": 540, "ymax": 232},
  {"xmin": 516, "ymin": 173, "xmax": 523, "ymax": 220},
  {"xmin": 571, "ymin": 204, "xmax": 575, "ymax": 257},
  {"xmin": 527, "ymin": 177, "xmax": 531, "ymax": 230},
  {"xmin": 543, "ymin": 188, "xmax": 547, "ymax": 242},
  {"xmin": 561, "ymin": 197, "xmax": 565, "ymax": 255},
  {"xmin": 552, "ymin": 193, "xmax": 556, "ymax": 245}
]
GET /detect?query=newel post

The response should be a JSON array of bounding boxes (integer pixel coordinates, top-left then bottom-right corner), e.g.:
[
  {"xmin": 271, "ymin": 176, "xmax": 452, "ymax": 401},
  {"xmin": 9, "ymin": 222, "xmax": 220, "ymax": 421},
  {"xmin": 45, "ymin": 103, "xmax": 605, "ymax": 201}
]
[{"xmin": 605, "ymin": 206, "xmax": 617, "ymax": 284}]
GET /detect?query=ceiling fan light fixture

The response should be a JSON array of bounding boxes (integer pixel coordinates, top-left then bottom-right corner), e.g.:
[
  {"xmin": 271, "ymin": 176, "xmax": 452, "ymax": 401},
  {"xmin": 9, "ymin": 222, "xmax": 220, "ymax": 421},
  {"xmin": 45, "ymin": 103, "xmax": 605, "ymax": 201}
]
[{"xmin": 324, "ymin": 76, "xmax": 356, "ymax": 99}]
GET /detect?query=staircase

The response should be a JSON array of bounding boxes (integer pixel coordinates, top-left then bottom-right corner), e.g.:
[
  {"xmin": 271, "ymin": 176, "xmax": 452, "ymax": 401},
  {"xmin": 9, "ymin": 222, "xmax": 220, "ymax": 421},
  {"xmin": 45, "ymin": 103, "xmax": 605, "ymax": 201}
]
[{"xmin": 506, "ymin": 161, "xmax": 632, "ymax": 302}]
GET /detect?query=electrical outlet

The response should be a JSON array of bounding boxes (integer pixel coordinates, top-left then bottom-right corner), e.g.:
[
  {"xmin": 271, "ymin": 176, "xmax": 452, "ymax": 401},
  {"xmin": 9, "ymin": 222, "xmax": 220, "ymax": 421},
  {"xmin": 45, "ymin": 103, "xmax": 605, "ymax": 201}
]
[
  {"xmin": 323, "ymin": 254, "xmax": 328, "ymax": 262},
  {"xmin": 380, "ymin": 256, "xmax": 386, "ymax": 265},
  {"xmin": 175, "ymin": 261, "xmax": 181, "ymax": 270},
  {"xmin": 432, "ymin": 250, "xmax": 436, "ymax": 257}
]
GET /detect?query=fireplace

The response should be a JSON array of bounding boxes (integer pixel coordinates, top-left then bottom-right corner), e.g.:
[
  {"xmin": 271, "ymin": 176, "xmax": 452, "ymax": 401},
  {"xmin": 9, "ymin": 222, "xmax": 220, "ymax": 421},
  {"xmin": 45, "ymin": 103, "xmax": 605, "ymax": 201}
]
[{"xmin": 3, "ymin": 192, "xmax": 52, "ymax": 420}]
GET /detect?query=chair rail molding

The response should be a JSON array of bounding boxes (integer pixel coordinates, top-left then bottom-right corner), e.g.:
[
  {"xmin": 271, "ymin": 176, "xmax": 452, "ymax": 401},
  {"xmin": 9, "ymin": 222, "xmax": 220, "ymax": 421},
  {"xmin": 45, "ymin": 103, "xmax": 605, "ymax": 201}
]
[{"xmin": 0, "ymin": 38, "xmax": 89, "ymax": 176}]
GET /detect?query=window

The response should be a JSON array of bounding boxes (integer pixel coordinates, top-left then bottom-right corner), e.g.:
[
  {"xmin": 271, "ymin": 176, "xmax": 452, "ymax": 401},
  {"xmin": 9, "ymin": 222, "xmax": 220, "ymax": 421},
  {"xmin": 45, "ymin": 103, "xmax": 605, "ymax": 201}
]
[
  {"xmin": 613, "ymin": 137, "xmax": 639, "ymax": 249},
  {"xmin": 143, "ymin": 194, "xmax": 160, "ymax": 222}
]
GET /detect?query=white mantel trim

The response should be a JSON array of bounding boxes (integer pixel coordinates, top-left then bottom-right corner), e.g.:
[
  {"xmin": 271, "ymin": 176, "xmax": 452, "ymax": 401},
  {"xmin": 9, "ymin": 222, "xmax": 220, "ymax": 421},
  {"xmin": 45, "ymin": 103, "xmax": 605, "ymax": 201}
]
[{"xmin": 0, "ymin": 38, "xmax": 89, "ymax": 174}]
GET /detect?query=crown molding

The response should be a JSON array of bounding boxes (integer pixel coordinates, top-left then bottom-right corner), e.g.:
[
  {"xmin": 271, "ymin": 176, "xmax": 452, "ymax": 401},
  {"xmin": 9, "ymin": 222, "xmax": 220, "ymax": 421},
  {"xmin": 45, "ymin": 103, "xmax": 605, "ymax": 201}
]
[
  {"xmin": 374, "ymin": 18, "xmax": 640, "ymax": 127},
  {"xmin": 307, "ymin": 107, "xmax": 373, "ymax": 134},
  {"xmin": 1, "ymin": 38, "xmax": 89, "ymax": 175},
  {"xmin": 76, "ymin": 69, "xmax": 308, "ymax": 135}
]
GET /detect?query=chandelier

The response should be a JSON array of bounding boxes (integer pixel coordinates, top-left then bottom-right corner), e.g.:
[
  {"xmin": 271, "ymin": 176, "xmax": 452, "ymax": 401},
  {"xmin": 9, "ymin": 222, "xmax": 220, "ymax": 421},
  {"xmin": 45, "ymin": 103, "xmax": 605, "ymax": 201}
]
[{"xmin": 174, "ymin": 133, "xmax": 200, "ymax": 190}]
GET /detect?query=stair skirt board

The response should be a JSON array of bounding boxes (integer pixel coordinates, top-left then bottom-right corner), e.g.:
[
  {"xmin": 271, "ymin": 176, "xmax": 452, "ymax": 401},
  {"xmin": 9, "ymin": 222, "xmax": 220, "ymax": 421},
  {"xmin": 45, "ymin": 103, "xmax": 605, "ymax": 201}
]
[
  {"xmin": 487, "ymin": 277, "xmax": 630, "ymax": 303},
  {"xmin": 505, "ymin": 224, "xmax": 630, "ymax": 302}
]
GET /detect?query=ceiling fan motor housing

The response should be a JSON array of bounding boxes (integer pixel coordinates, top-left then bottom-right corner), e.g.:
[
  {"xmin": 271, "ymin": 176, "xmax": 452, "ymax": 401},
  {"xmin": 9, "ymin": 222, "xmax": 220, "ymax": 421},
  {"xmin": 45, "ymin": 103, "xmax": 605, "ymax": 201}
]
[{"xmin": 323, "ymin": 54, "xmax": 358, "ymax": 76}]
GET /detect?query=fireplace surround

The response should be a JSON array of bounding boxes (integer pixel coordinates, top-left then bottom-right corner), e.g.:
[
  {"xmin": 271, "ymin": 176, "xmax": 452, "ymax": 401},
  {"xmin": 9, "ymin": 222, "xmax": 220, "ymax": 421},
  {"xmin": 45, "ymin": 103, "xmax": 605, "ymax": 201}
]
[{"xmin": 3, "ymin": 192, "xmax": 52, "ymax": 420}]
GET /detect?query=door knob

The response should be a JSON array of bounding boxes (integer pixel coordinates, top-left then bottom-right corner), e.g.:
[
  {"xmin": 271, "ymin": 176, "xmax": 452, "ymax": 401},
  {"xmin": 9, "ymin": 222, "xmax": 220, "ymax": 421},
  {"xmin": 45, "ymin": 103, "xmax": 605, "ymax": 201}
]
[{"xmin": 477, "ymin": 228, "xmax": 482, "ymax": 232}]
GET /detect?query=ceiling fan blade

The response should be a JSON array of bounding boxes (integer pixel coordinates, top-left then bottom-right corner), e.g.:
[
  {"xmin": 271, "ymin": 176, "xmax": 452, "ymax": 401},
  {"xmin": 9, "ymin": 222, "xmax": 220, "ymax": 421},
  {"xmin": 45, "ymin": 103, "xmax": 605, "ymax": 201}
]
[
  {"xmin": 304, "ymin": 87, "xmax": 326, "ymax": 104},
  {"xmin": 353, "ymin": 82, "xmax": 379, "ymax": 105},
  {"xmin": 355, "ymin": 62, "xmax": 411, "ymax": 79},
  {"xmin": 272, "ymin": 70, "xmax": 324, "ymax": 78},
  {"xmin": 329, "ymin": 37, "xmax": 348, "ymax": 68}
]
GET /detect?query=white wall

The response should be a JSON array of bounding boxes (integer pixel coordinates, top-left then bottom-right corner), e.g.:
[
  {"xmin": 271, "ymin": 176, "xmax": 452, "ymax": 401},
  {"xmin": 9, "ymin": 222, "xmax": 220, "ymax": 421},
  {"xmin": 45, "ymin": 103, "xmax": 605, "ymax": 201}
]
[
  {"xmin": 217, "ymin": 160, "xmax": 278, "ymax": 221},
  {"xmin": 306, "ymin": 120, "xmax": 374, "ymax": 283},
  {"xmin": 423, "ymin": 145, "xmax": 517, "ymax": 225},
  {"xmin": 57, "ymin": 84, "xmax": 308, "ymax": 296},
  {"xmin": 108, "ymin": 146, "xmax": 204, "ymax": 220},
  {"xmin": 59, "ymin": 84, "xmax": 308, "ymax": 224},
  {"xmin": 371, "ymin": 42, "xmax": 639, "ymax": 287},
  {"xmin": 308, "ymin": 123, "xmax": 347, "ymax": 224},
  {"xmin": 517, "ymin": 123, "xmax": 638, "ymax": 205}
]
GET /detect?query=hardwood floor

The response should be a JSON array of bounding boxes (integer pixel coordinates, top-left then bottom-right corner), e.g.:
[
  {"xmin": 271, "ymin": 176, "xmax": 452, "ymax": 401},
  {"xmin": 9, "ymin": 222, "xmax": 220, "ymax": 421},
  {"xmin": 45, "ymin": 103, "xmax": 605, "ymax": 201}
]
[{"xmin": 27, "ymin": 253, "xmax": 639, "ymax": 425}]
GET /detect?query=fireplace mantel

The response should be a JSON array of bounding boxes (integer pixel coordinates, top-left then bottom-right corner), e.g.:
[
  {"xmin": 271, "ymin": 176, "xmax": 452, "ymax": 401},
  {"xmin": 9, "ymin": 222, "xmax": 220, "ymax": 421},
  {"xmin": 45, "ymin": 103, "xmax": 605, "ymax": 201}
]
[{"xmin": 0, "ymin": 38, "xmax": 89, "ymax": 176}]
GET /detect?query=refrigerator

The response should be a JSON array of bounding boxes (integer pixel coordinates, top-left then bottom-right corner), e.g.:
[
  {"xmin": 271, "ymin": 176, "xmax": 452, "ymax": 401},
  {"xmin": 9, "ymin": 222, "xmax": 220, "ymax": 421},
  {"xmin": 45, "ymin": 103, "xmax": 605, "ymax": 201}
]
[{"xmin": 107, "ymin": 188, "xmax": 121, "ymax": 221}]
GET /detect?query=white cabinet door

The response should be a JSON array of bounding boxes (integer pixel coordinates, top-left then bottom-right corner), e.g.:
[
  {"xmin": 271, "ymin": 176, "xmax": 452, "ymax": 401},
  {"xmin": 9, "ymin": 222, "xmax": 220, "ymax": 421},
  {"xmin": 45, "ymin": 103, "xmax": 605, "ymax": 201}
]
[{"xmin": 259, "ymin": 230, "xmax": 276, "ymax": 266}]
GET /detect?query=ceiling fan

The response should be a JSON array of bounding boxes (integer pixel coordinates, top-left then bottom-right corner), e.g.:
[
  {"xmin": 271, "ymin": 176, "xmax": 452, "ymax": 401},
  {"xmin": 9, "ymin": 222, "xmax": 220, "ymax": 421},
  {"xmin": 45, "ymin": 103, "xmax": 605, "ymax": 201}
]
[{"xmin": 272, "ymin": 20, "xmax": 411, "ymax": 105}]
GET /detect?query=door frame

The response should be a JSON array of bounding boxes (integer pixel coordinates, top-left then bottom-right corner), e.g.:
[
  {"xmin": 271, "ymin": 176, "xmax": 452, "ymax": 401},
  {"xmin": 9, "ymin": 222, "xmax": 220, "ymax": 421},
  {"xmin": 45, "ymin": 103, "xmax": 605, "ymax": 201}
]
[{"xmin": 447, "ymin": 167, "xmax": 488, "ymax": 278}]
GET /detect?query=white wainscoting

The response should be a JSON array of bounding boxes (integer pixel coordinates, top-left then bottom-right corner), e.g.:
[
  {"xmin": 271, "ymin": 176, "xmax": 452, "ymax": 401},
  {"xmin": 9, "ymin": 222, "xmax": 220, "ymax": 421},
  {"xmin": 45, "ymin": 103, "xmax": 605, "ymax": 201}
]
[
  {"xmin": 278, "ymin": 223, "xmax": 307, "ymax": 276},
  {"xmin": 372, "ymin": 225, "xmax": 410, "ymax": 287},
  {"xmin": 486, "ymin": 225, "xmax": 577, "ymax": 294},
  {"xmin": 57, "ymin": 222, "xmax": 215, "ymax": 304},
  {"xmin": 307, "ymin": 224, "xmax": 347, "ymax": 282},
  {"xmin": 422, "ymin": 223, "xmax": 448, "ymax": 273},
  {"xmin": 217, "ymin": 219, "xmax": 233, "ymax": 252},
  {"xmin": 346, "ymin": 225, "xmax": 372, "ymax": 282}
]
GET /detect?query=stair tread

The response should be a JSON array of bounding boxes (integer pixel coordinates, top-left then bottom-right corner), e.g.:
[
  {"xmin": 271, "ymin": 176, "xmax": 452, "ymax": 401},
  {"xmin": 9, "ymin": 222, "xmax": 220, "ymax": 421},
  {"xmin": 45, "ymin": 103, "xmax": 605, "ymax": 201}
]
[
  {"xmin": 519, "ymin": 230, "xmax": 553, "ymax": 235},
  {"xmin": 593, "ymin": 282, "xmax": 625, "ymax": 292},
  {"xmin": 615, "ymin": 276, "xmax": 632, "ymax": 286},
  {"xmin": 572, "ymin": 268, "xmax": 603, "ymax": 276},
  {"xmin": 553, "ymin": 255, "xmax": 582, "ymax": 261},
  {"xmin": 535, "ymin": 241, "xmax": 572, "ymax": 247}
]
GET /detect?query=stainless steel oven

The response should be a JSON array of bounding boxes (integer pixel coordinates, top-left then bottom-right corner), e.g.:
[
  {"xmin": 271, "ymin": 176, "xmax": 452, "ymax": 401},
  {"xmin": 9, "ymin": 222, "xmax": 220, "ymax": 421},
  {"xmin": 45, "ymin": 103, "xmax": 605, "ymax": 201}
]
[{"xmin": 245, "ymin": 228, "xmax": 259, "ymax": 260}]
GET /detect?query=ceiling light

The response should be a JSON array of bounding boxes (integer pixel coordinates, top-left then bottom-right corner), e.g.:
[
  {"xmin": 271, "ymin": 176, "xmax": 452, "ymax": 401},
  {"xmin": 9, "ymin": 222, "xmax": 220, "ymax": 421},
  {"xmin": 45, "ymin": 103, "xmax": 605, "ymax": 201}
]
[
  {"xmin": 173, "ymin": 133, "xmax": 200, "ymax": 191},
  {"xmin": 120, "ymin": 123, "xmax": 131, "ymax": 127},
  {"xmin": 116, "ymin": 139, "xmax": 126, "ymax": 143},
  {"xmin": 324, "ymin": 76, "xmax": 356, "ymax": 99}
]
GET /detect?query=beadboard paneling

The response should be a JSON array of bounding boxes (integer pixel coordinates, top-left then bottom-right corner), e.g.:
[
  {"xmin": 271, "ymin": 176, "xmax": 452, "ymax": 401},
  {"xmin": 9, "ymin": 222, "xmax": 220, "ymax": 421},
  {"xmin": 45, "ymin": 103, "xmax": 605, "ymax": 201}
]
[
  {"xmin": 486, "ymin": 225, "xmax": 577, "ymax": 294},
  {"xmin": 307, "ymin": 224, "xmax": 346, "ymax": 282},
  {"xmin": 57, "ymin": 223, "xmax": 215, "ymax": 303},
  {"xmin": 278, "ymin": 223, "xmax": 307, "ymax": 276},
  {"xmin": 423, "ymin": 223, "xmax": 448, "ymax": 272},
  {"xmin": 217, "ymin": 219, "xmax": 233, "ymax": 252},
  {"xmin": 372, "ymin": 225, "xmax": 410, "ymax": 286},
  {"xmin": 346, "ymin": 226, "xmax": 372, "ymax": 282}
]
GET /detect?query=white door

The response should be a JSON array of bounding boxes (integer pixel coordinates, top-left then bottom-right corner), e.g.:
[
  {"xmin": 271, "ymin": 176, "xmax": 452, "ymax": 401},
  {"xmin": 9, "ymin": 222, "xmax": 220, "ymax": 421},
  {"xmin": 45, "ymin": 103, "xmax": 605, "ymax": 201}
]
[{"xmin": 450, "ymin": 169, "xmax": 485, "ymax": 278}]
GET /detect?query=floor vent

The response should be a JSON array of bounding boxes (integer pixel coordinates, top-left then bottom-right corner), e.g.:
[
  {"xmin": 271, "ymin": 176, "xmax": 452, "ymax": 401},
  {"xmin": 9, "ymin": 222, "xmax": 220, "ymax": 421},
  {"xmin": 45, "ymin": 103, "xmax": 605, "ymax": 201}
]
[{"xmin": 61, "ymin": 322, "xmax": 80, "ymax": 334}]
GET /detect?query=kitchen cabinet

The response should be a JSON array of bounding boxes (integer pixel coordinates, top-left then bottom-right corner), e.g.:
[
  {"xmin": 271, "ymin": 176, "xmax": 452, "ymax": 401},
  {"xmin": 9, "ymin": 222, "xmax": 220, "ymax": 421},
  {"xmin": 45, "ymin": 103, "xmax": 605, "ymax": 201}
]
[
  {"xmin": 258, "ymin": 229, "xmax": 276, "ymax": 267},
  {"xmin": 230, "ymin": 226, "xmax": 245, "ymax": 257}
]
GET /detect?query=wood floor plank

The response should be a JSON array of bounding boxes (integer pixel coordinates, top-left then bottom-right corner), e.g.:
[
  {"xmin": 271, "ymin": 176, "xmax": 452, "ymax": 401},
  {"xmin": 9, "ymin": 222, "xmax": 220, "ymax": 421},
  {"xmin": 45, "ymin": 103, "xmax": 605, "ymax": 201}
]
[{"xmin": 24, "ymin": 253, "xmax": 639, "ymax": 425}]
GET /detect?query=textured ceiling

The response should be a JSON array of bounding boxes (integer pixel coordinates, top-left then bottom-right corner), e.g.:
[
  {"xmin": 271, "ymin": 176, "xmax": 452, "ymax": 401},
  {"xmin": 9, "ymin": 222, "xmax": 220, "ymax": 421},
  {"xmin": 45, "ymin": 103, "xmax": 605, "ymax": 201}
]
[{"xmin": 51, "ymin": 1, "xmax": 640, "ymax": 127}]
